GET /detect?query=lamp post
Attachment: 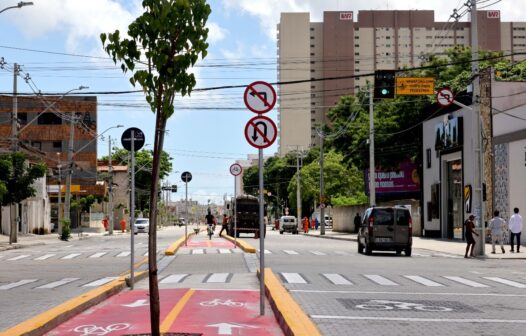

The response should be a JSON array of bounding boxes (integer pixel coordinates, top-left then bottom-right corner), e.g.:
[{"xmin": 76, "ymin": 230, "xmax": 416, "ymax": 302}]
[{"xmin": 0, "ymin": 1, "xmax": 33, "ymax": 14}]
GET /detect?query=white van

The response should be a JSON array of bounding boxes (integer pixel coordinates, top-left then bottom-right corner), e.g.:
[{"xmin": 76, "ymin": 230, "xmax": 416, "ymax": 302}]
[{"xmin": 279, "ymin": 216, "xmax": 299, "ymax": 234}]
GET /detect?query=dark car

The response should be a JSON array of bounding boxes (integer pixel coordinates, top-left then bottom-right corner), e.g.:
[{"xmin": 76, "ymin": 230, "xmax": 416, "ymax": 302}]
[{"xmin": 357, "ymin": 206, "xmax": 412, "ymax": 256}]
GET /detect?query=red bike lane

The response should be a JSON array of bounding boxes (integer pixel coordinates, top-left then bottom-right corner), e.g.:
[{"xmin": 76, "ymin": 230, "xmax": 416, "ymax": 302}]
[
  {"xmin": 182, "ymin": 236, "xmax": 236, "ymax": 249},
  {"xmin": 46, "ymin": 288, "xmax": 283, "ymax": 336}
]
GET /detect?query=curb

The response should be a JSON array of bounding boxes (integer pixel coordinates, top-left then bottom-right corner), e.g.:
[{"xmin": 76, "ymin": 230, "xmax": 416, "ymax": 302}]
[
  {"xmin": 303, "ymin": 232, "xmax": 356, "ymax": 242},
  {"xmin": 259, "ymin": 268, "xmax": 321, "ymax": 336},
  {"xmin": 164, "ymin": 231, "xmax": 198, "ymax": 255},
  {"xmin": 0, "ymin": 271, "xmax": 148, "ymax": 336},
  {"xmin": 222, "ymin": 234, "xmax": 256, "ymax": 253}
]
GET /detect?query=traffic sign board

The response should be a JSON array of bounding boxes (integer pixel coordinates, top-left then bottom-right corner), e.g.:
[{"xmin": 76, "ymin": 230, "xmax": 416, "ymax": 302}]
[
  {"xmin": 243, "ymin": 81, "xmax": 276, "ymax": 114},
  {"xmin": 244, "ymin": 115, "xmax": 277, "ymax": 149},
  {"xmin": 121, "ymin": 127, "xmax": 145, "ymax": 151},
  {"xmin": 230, "ymin": 163, "xmax": 243, "ymax": 176},
  {"xmin": 436, "ymin": 87, "xmax": 454, "ymax": 107},
  {"xmin": 181, "ymin": 171, "xmax": 192, "ymax": 183},
  {"xmin": 395, "ymin": 77, "xmax": 434, "ymax": 96}
]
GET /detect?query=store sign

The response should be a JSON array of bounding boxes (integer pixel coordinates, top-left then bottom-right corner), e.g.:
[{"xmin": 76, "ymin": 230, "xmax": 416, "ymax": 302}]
[
  {"xmin": 365, "ymin": 162, "xmax": 420, "ymax": 195},
  {"xmin": 340, "ymin": 12, "xmax": 353, "ymax": 20},
  {"xmin": 487, "ymin": 10, "xmax": 500, "ymax": 19},
  {"xmin": 434, "ymin": 116, "xmax": 463, "ymax": 152}
]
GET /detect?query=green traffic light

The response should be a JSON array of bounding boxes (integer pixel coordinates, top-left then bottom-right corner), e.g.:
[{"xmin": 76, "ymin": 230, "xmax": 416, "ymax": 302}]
[{"xmin": 381, "ymin": 88, "xmax": 389, "ymax": 95}]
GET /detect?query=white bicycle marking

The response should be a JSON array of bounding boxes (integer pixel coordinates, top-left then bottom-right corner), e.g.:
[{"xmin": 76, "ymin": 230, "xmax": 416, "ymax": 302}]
[
  {"xmin": 73, "ymin": 323, "xmax": 130, "ymax": 335},
  {"xmin": 200, "ymin": 298, "xmax": 244, "ymax": 307}
]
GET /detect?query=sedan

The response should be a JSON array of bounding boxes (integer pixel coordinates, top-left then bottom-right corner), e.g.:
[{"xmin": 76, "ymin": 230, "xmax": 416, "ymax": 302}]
[{"xmin": 134, "ymin": 218, "xmax": 150, "ymax": 234}]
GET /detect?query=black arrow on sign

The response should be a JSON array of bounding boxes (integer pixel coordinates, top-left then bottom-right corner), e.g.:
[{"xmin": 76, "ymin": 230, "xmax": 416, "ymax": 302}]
[
  {"xmin": 252, "ymin": 121, "xmax": 268, "ymax": 142},
  {"xmin": 250, "ymin": 90, "xmax": 269, "ymax": 106}
]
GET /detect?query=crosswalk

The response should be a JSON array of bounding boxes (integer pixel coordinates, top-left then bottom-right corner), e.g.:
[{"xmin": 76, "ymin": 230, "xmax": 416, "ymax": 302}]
[{"xmin": 2, "ymin": 250, "xmax": 158, "ymax": 262}]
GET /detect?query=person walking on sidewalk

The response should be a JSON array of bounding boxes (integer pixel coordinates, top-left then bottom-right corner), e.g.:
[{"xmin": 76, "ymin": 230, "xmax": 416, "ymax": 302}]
[
  {"xmin": 354, "ymin": 213, "xmax": 361, "ymax": 233},
  {"xmin": 219, "ymin": 214, "xmax": 229, "ymax": 237},
  {"xmin": 487, "ymin": 210, "xmax": 506, "ymax": 254},
  {"xmin": 508, "ymin": 207, "xmax": 523, "ymax": 253},
  {"xmin": 464, "ymin": 215, "xmax": 479, "ymax": 258},
  {"xmin": 303, "ymin": 216, "xmax": 309, "ymax": 233}
]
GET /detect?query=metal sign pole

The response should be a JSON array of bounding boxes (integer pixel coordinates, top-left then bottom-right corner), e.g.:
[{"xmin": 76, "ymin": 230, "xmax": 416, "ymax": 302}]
[
  {"xmin": 234, "ymin": 176, "xmax": 237, "ymax": 248},
  {"xmin": 185, "ymin": 181, "xmax": 188, "ymax": 246},
  {"xmin": 130, "ymin": 130, "xmax": 136, "ymax": 289},
  {"xmin": 258, "ymin": 148, "xmax": 265, "ymax": 316}
]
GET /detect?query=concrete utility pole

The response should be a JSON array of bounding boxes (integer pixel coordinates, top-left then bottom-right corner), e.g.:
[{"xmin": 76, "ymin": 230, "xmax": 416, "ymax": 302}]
[
  {"xmin": 108, "ymin": 136, "xmax": 114, "ymax": 235},
  {"xmin": 369, "ymin": 86, "xmax": 376, "ymax": 207},
  {"xmin": 296, "ymin": 152, "xmax": 302, "ymax": 229},
  {"xmin": 319, "ymin": 129, "xmax": 326, "ymax": 236},
  {"xmin": 64, "ymin": 113, "xmax": 77, "ymax": 226},
  {"xmin": 11, "ymin": 63, "xmax": 19, "ymax": 152}
]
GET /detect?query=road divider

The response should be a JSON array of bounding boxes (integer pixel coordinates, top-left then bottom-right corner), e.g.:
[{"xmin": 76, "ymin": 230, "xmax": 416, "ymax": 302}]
[
  {"xmin": 222, "ymin": 234, "xmax": 256, "ymax": 253},
  {"xmin": 164, "ymin": 229, "xmax": 200, "ymax": 255}
]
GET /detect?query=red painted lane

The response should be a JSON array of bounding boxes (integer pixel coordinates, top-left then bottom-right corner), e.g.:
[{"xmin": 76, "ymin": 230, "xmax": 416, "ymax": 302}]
[
  {"xmin": 183, "ymin": 236, "xmax": 236, "ymax": 248},
  {"xmin": 46, "ymin": 289, "xmax": 283, "ymax": 336}
]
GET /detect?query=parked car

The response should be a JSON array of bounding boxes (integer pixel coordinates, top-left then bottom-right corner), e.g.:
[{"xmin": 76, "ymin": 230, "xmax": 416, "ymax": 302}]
[
  {"xmin": 357, "ymin": 206, "xmax": 412, "ymax": 256},
  {"xmin": 279, "ymin": 215, "xmax": 299, "ymax": 234},
  {"xmin": 134, "ymin": 218, "xmax": 150, "ymax": 234}
]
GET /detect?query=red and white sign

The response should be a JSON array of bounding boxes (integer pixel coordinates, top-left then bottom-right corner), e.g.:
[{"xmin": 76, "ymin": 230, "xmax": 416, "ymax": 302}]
[
  {"xmin": 487, "ymin": 10, "xmax": 500, "ymax": 18},
  {"xmin": 230, "ymin": 163, "xmax": 243, "ymax": 176},
  {"xmin": 244, "ymin": 115, "xmax": 277, "ymax": 149},
  {"xmin": 436, "ymin": 88, "xmax": 454, "ymax": 107},
  {"xmin": 243, "ymin": 81, "xmax": 276, "ymax": 114},
  {"xmin": 340, "ymin": 12, "xmax": 353, "ymax": 20}
]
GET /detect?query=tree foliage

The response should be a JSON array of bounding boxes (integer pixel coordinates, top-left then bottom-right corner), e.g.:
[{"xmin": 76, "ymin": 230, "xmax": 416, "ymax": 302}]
[{"xmin": 0, "ymin": 153, "xmax": 47, "ymax": 205}]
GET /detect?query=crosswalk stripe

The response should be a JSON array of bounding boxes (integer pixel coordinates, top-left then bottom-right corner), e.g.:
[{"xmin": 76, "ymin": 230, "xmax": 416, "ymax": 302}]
[
  {"xmin": 36, "ymin": 278, "xmax": 80, "ymax": 289},
  {"xmin": 193, "ymin": 249, "xmax": 204, "ymax": 255},
  {"xmin": 323, "ymin": 273, "xmax": 353, "ymax": 285},
  {"xmin": 0, "ymin": 279, "xmax": 38, "ymax": 290},
  {"xmin": 334, "ymin": 251, "xmax": 350, "ymax": 256},
  {"xmin": 443, "ymin": 276, "xmax": 489, "ymax": 288},
  {"xmin": 218, "ymin": 249, "xmax": 232, "ymax": 254},
  {"xmin": 311, "ymin": 251, "xmax": 326, "ymax": 256},
  {"xmin": 363, "ymin": 274, "xmax": 399, "ymax": 286},
  {"xmin": 283, "ymin": 250, "xmax": 299, "ymax": 255},
  {"xmin": 281, "ymin": 272, "xmax": 308, "ymax": 284},
  {"xmin": 484, "ymin": 277, "xmax": 526, "ymax": 288},
  {"xmin": 7, "ymin": 255, "xmax": 30, "ymax": 261},
  {"xmin": 206, "ymin": 273, "xmax": 230, "ymax": 283},
  {"xmin": 231, "ymin": 248, "xmax": 243, "ymax": 253},
  {"xmin": 61, "ymin": 253, "xmax": 81, "ymax": 260},
  {"xmin": 160, "ymin": 274, "xmax": 188, "ymax": 284},
  {"xmin": 82, "ymin": 277, "xmax": 118, "ymax": 287},
  {"xmin": 117, "ymin": 251, "xmax": 131, "ymax": 257},
  {"xmin": 89, "ymin": 252, "xmax": 107, "ymax": 258},
  {"xmin": 34, "ymin": 254, "xmax": 56, "ymax": 260},
  {"xmin": 404, "ymin": 275, "xmax": 444, "ymax": 287}
]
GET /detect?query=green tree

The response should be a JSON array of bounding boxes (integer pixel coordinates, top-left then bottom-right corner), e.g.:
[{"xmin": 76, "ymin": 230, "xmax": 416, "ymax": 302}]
[
  {"xmin": 101, "ymin": 1, "xmax": 210, "ymax": 333},
  {"xmin": 0, "ymin": 153, "xmax": 46, "ymax": 244}
]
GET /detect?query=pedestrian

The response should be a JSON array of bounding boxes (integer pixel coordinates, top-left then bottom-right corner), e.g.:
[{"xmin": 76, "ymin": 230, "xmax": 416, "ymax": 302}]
[
  {"xmin": 487, "ymin": 210, "xmax": 506, "ymax": 254},
  {"xmin": 315, "ymin": 217, "xmax": 319, "ymax": 230},
  {"xmin": 303, "ymin": 216, "xmax": 309, "ymax": 233},
  {"xmin": 508, "ymin": 207, "xmax": 523, "ymax": 253},
  {"xmin": 310, "ymin": 217, "xmax": 315, "ymax": 229},
  {"xmin": 120, "ymin": 218, "xmax": 126, "ymax": 233},
  {"xmin": 219, "ymin": 214, "xmax": 229, "ymax": 237},
  {"xmin": 102, "ymin": 216, "xmax": 108, "ymax": 231},
  {"xmin": 464, "ymin": 214, "xmax": 479, "ymax": 258},
  {"xmin": 354, "ymin": 213, "xmax": 361, "ymax": 233}
]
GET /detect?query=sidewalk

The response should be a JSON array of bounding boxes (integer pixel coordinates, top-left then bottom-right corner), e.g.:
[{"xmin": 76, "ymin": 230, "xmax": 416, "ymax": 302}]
[{"xmin": 303, "ymin": 230, "xmax": 526, "ymax": 259}]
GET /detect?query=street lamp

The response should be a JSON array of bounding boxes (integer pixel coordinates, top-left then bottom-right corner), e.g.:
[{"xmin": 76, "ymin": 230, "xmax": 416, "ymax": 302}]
[{"xmin": 0, "ymin": 1, "xmax": 33, "ymax": 14}]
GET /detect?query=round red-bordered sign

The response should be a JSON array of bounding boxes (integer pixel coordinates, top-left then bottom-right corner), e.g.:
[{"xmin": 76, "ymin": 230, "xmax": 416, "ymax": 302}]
[
  {"xmin": 436, "ymin": 88, "xmax": 454, "ymax": 107},
  {"xmin": 244, "ymin": 115, "xmax": 277, "ymax": 149},
  {"xmin": 230, "ymin": 163, "xmax": 243, "ymax": 176},
  {"xmin": 243, "ymin": 81, "xmax": 276, "ymax": 114}
]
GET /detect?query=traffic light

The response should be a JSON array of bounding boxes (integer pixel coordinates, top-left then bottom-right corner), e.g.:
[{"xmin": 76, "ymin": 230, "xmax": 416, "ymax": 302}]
[{"xmin": 374, "ymin": 70, "xmax": 396, "ymax": 99}]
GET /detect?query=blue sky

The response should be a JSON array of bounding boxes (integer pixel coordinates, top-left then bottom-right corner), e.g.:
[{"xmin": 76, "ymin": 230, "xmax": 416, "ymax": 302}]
[{"xmin": 0, "ymin": 0, "xmax": 523, "ymax": 204}]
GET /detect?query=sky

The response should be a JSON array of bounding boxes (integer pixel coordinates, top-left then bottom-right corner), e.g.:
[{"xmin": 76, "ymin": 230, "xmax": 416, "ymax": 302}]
[{"xmin": 0, "ymin": 0, "xmax": 524, "ymax": 205}]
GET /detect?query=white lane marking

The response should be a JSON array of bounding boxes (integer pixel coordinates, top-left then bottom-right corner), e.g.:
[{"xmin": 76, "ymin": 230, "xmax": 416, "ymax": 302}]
[
  {"xmin": 34, "ymin": 254, "xmax": 56, "ymax": 260},
  {"xmin": 36, "ymin": 278, "xmax": 79, "ymax": 289},
  {"xmin": 61, "ymin": 253, "xmax": 81, "ymax": 260},
  {"xmin": 283, "ymin": 250, "xmax": 299, "ymax": 255},
  {"xmin": 434, "ymin": 253, "xmax": 462, "ymax": 258},
  {"xmin": 89, "ymin": 252, "xmax": 107, "ymax": 258},
  {"xmin": 443, "ymin": 276, "xmax": 489, "ymax": 288},
  {"xmin": 64, "ymin": 245, "xmax": 74, "ymax": 248},
  {"xmin": 289, "ymin": 289, "xmax": 526, "ymax": 297},
  {"xmin": 193, "ymin": 249, "xmax": 204, "ymax": 255},
  {"xmin": 82, "ymin": 277, "xmax": 118, "ymax": 287},
  {"xmin": 310, "ymin": 315, "xmax": 526, "ymax": 323},
  {"xmin": 7, "ymin": 255, "xmax": 30, "ymax": 261},
  {"xmin": 334, "ymin": 251, "xmax": 349, "ymax": 255},
  {"xmin": 412, "ymin": 253, "xmax": 431, "ymax": 257},
  {"xmin": 257, "ymin": 249, "xmax": 272, "ymax": 254},
  {"xmin": 117, "ymin": 251, "xmax": 131, "ymax": 257},
  {"xmin": 160, "ymin": 274, "xmax": 188, "ymax": 284},
  {"xmin": 218, "ymin": 249, "xmax": 232, "ymax": 254},
  {"xmin": 0, "ymin": 279, "xmax": 38, "ymax": 290},
  {"xmin": 323, "ymin": 273, "xmax": 353, "ymax": 285},
  {"xmin": 311, "ymin": 251, "xmax": 326, "ymax": 256},
  {"xmin": 363, "ymin": 274, "xmax": 399, "ymax": 286},
  {"xmin": 404, "ymin": 275, "xmax": 444, "ymax": 287},
  {"xmin": 281, "ymin": 272, "xmax": 307, "ymax": 284},
  {"xmin": 484, "ymin": 277, "xmax": 526, "ymax": 288},
  {"xmin": 206, "ymin": 273, "xmax": 229, "ymax": 283},
  {"xmin": 143, "ymin": 251, "xmax": 149, "ymax": 256},
  {"xmin": 231, "ymin": 248, "xmax": 243, "ymax": 253}
]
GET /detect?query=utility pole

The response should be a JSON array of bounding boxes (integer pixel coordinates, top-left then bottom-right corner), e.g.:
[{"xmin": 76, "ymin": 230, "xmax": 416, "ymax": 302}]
[
  {"xmin": 369, "ymin": 86, "xmax": 376, "ymax": 207},
  {"xmin": 320, "ymin": 128, "xmax": 326, "ymax": 236},
  {"xmin": 57, "ymin": 158, "xmax": 62, "ymax": 230},
  {"xmin": 295, "ymin": 147, "xmax": 303, "ymax": 230},
  {"xmin": 108, "ymin": 135, "xmax": 114, "ymax": 235},
  {"xmin": 64, "ymin": 114, "xmax": 76, "ymax": 226},
  {"xmin": 9, "ymin": 63, "xmax": 20, "ymax": 244}
]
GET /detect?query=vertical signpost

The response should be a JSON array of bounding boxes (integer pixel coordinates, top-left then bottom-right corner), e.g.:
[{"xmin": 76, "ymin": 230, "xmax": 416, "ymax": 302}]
[
  {"xmin": 181, "ymin": 171, "xmax": 192, "ymax": 246},
  {"xmin": 243, "ymin": 81, "xmax": 277, "ymax": 316},
  {"xmin": 229, "ymin": 163, "xmax": 243, "ymax": 248},
  {"xmin": 121, "ymin": 127, "xmax": 145, "ymax": 289}
]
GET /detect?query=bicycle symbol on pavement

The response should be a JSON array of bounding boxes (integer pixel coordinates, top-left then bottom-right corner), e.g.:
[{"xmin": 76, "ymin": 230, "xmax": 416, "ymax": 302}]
[
  {"xmin": 200, "ymin": 298, "xmax": 245, "ymax": 308},
  {"xmin": 73, "ymin": 323, "xmax": 130, "ymax": 335},
  {"xmin": 355, "ymin": 300, "xmax": 453, "ymax": 312}
]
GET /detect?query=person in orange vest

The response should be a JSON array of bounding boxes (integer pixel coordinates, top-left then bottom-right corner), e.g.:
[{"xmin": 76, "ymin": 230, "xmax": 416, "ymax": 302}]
[
  {"xmin": 310, "ymin": 217, "xmax": 315, "ymax": 230},
  {"xmin": 303, "ymin": 216, "xmax": 309, "ymax": 233},
  {"xmin": 102, "ymin": 216, "xmax": 108, "ymax": 231},
  {"xmin": 120, "ymin": 218, "xmax": 126, "ymax": 233}
]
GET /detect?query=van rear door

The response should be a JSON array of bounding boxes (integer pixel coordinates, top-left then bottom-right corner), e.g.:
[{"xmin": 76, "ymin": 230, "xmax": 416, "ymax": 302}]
[
  {"xmin": 371, "ymin": 208, "xmax": 394, "ymax": 243},
  {"xmin": 394, "ymin": 209, "xmax": 410, "ymax": 244}
]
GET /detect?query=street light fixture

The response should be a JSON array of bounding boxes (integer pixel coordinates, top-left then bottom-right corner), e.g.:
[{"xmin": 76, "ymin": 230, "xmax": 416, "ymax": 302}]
[
  {"xmin": 0, "ymin": 1, "xmax": 33, "ymax": 14},
  {"xmin": 73, "ymin": 124, "xmax": 124, "ymax": 157}
]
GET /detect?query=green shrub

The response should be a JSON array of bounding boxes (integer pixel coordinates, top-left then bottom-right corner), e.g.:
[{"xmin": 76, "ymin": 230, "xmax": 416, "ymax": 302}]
[{"xmin": 60, "ymin": 219, "xmax": 71, "ymax": 241}]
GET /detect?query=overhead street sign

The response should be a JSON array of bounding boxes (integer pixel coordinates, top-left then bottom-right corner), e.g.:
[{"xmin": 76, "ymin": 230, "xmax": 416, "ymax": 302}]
[
  {"xmin": 436, "ymin": 87, "xmax": 454, "ymax": 107},
  {"xmin": 244, "ymin": 115, "xmax": 277, "ymax": 149},
  {"xmin": 395, "ymin": 77, "xmax": 435, "ymax": 96},
  {"xmin": 243, "ymin": 81, "xmax": 276, "ymax": 114},
  {"xmin": 230, "ymin": 163, "xmax": 243, "ymax": 176}
]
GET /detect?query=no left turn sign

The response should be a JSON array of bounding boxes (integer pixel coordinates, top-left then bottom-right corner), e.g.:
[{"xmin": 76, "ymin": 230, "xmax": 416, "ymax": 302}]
[
  {"xmin": 244, "ymin": 81, "xmax": 276, "ymax": 114},
  {"xmin": 244, "ymin": 115, "xmax": 277, "ymax": 149},
  {"xmin": 437, "ymin": 88, "xmax": 454, "ymax": 107}
]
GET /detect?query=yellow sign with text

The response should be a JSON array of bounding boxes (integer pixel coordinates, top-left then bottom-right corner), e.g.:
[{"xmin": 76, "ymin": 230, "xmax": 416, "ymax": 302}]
[{"xmin": 395, "ymin": 77, "xmax": 435, "ymax": 96}]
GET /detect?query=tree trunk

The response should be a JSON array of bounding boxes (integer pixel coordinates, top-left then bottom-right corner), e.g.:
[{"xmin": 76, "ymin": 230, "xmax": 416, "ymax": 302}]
[
  {"xmin": 148, "ymin": 111, "xmax": 167, "ymax": 336},
  {"xmin": 9, "ymin": 203, "xmax": 17, "ymax": 244}
]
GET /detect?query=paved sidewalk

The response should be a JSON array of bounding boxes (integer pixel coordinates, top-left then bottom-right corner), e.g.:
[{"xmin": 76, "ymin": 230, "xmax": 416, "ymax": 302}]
[{"xmin": 303, "ymin": 229, "xmax": 526, "ymax": 259}]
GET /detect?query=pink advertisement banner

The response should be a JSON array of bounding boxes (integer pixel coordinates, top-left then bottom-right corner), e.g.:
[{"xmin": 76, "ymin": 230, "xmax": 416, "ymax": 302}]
[{"xmin": 365, "ymin": 162, "xmax": 420, "ymax": 195}]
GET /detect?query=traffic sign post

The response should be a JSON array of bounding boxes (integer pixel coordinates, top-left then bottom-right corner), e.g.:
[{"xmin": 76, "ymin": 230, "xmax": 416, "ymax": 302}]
[
  {"xmin": 243, "ymin": 81, "xmax": 276, "ymax": 114},
  {"xmin": 229, "ymin": 163, "xmax": 242, "ymax": 249},
  {"xmin": 436, "ymin": 87, "xmax": 454, "ymax": 107},
  {"xmin": 244, "ymin": 115, "xmax": 277, "ymax": 149},
  {"xmin": 181, "ymin": 171, "xmax": 192, "ymax": 246}
]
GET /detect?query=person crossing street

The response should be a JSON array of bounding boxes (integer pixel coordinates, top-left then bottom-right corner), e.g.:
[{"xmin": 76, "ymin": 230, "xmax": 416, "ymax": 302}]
[
  {"xmin": 219, "ymin": 214, "xmax": 229, "ymax": 237},
  {"xmin": 487, "ymin": 210, "xmax": 507, "ymax": 254}
]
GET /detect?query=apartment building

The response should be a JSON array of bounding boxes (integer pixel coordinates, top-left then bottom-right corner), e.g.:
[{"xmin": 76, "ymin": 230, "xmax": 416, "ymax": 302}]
[{"xmin": 277, "ymin": 10, "xmax": 526, "ymax": 155}]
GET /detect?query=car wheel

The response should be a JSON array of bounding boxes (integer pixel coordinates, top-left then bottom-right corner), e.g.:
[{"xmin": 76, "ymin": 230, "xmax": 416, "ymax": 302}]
[
  {"xmin": 365, "ymin": 244, "xmax": 372, "ymax": 255},
  {"xmin": 358, "ymin": 242, "xmax": 364, "ymax": 254},
  {"xmin": 279, "ymin": 230, "xmax": 283, "ymax": 234},
  {"xmin": 293, "ymin": 230, "xmax": 298, "ymax": 234},
  {"xmin": 395, "ymin": 249, "xmax": 402, "ymax": 255},
  {"xmin": 405, "ymin": 247, "xmax": 412, "ymax": 257}
]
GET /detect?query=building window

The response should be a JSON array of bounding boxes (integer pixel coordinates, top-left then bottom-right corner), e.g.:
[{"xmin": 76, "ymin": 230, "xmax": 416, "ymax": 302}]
[
  {"xmin": 53, "ymin": 141, "xmax": 62, "ymax": 150},
  {"xmin": 310, "ymin": 27, "xmax": 315, "ymax": 31},
  {"xmin": 17, "ymin": 113, "xmax": 27, "ymax": 124},
  {"xmin": 355, "ymin": 52, "xmax": 359, "ymax": 56},
  {"xmin": 354, "ymin": 36, "xmax": 359, "ymax": 39},
  {"xmin": 310, "ymin": 52, "xmax": 315, "ymax": 56},
  {"xmin": 311, "ymin": 93, "xmax": 316, "ymax": 98},
  {"xmin": 310, "ymin": 36, "xmax": 315, "ymax": 39},
  {"xmin": 311, "ymin": 102, "xmax": 316, "ymax": 106},
  {"xmin": 426, "ymin": 148, "xmax": 432, "ymax": 168},
  {"xmin": 355, "ymin": 44, "xmax": 359, "ymax": 47},
  {"xmin": 310, "ymin": 44, "xmax": 315, "ymax": 48},
  {"xmin": 355, "ymin": 60, "xmax": 360, "ymax": 64},
  {"xmin": 37, "ymin": 113, "xmax": 62, "ymax": 125},
  {"xmin": 32, "ymin": 141, "xmax": 41, "ymax": 150}
]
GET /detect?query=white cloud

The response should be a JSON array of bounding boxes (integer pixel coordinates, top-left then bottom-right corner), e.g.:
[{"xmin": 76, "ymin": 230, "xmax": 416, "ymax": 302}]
[{"xmin": 207, "ymin": 21, "xmax": 228, "ymax": 43}]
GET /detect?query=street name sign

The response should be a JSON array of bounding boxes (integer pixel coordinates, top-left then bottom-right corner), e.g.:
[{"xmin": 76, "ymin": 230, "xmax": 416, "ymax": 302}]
[
  {"xmin": 243, "ymin": 81, "xmax": 276, "ymax": 114},
  {"xmin": 395, "ymin": 77, "xmax": 435, "ymax": 96},
  {"xmin": 244, "ymin": 115, "xmax": 277, "ymax": 149}
]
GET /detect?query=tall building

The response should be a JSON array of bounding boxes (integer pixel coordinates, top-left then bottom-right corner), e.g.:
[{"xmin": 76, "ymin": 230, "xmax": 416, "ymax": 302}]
[{"xmin": 277, "ymin": 10, "xmax": 526, "ymax": 156}]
